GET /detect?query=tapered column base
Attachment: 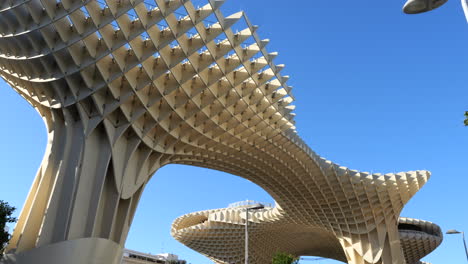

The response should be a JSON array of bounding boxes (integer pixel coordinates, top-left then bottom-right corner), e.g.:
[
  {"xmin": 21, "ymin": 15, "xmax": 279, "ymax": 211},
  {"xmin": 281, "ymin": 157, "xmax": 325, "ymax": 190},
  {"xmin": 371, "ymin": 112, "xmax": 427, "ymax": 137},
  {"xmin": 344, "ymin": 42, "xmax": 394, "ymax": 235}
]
[{"xmin": 0, "ymin": 238, "xmax": 123, "ymax": 264}]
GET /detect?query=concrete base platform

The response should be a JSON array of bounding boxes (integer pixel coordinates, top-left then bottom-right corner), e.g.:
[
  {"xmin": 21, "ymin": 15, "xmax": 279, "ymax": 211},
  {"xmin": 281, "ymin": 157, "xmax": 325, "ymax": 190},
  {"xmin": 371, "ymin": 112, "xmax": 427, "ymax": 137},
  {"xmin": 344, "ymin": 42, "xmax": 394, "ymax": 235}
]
[{"xmin": 1, "ymin": 238, "xmax": 123, "ymax": 264}]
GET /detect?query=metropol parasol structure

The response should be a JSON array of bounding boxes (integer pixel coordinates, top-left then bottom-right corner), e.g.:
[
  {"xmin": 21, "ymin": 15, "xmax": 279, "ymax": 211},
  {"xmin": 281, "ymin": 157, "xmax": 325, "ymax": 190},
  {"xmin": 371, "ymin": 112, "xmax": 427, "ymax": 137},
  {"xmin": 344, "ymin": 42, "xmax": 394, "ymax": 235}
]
[{"xmin": 0, "ymin": 0, "xmax": 442, "ymax": 263}]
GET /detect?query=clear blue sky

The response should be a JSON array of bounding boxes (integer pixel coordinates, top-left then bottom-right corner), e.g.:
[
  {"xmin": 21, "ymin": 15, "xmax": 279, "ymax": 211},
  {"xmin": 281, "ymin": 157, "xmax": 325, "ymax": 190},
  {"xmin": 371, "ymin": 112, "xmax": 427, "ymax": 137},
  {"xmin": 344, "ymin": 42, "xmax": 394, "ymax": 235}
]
[{"xmin": 0, "ymin": 0, "xmax": 467, "ymax": 263}]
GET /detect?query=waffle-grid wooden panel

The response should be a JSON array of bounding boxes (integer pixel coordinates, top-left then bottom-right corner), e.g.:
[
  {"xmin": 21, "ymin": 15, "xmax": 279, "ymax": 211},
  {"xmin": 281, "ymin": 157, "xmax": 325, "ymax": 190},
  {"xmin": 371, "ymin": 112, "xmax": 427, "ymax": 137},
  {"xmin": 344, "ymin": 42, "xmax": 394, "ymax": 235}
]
[
  {"xmin": 172, "ymin": 207, "xmax": 442, "ymax": 264},
  {"xmin": 0, "ymin": 1, "xmax": 441, "ymax": 263}
]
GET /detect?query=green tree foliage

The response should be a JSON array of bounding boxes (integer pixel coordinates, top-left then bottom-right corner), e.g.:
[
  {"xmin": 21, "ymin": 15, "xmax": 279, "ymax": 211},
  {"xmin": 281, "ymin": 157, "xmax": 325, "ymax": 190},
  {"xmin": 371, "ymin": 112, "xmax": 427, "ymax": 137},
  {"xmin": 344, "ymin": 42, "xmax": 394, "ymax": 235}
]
[
  {"xmin": 272, "ymin": 252, "xmax": 299, "ymax": 264},
  {"xmin": 465, "ymin": 111, "xmax": 468, "ymax": 126},
  {"xmin": 0, "ymin": 200, "xmax": 17, "ymax": 256}
]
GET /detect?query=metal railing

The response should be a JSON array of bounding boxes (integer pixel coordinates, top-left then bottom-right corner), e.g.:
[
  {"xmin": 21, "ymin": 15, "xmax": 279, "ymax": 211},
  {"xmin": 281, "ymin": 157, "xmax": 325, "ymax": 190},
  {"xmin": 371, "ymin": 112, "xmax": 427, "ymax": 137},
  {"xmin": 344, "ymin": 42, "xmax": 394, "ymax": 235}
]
[{"xmin": 227, "ymin": 200, "xmax": 273, "ymax": 209}]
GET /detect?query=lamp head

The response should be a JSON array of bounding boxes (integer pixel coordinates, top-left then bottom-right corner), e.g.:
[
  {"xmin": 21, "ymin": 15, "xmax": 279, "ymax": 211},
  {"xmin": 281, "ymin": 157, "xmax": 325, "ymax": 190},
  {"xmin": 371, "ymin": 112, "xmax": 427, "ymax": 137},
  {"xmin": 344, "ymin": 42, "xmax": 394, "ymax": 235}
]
[
  {"xmin": 446, "ymin": 229, "xmax": 462, "ymax": 234},
  {"xmin": 403, "ymin": 0, "xmax": 448, "ymax": 14}
]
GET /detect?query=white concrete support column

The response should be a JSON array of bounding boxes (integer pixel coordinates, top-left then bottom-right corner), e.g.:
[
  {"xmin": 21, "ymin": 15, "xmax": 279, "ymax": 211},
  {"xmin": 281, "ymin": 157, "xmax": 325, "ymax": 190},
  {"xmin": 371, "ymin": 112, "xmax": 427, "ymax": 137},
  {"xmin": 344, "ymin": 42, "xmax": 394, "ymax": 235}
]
[{"xmin": 1, "ymin": 107, "xmax": 155, "ymax": 264}]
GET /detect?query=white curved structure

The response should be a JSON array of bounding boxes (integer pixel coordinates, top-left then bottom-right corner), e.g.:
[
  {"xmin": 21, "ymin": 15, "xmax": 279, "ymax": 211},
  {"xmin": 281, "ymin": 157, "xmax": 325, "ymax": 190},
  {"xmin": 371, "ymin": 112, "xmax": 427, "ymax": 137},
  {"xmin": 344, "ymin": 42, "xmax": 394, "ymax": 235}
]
[
  {"xmin": 0, "ymin": 0, "xmax": 441, "ymax": 263},
  {"xmin": 172, "ymin": 205, "xmax": 443, "ymax": 264}
]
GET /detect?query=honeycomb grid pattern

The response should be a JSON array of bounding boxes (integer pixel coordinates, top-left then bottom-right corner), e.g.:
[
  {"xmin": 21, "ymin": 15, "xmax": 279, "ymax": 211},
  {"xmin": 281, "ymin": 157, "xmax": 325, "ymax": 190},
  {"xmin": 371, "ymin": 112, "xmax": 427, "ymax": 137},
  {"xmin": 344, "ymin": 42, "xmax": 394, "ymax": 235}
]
[
  {"xmin": 172, "ymin": 207, "xmax": 443, "ymax": 264},
  {"xmin": 0, "ymin": 1, "xmax": 442, "ymax": 264},
  {"xmin": 398, "ymin": 218, "xmax": 443, "ymax": 264}
]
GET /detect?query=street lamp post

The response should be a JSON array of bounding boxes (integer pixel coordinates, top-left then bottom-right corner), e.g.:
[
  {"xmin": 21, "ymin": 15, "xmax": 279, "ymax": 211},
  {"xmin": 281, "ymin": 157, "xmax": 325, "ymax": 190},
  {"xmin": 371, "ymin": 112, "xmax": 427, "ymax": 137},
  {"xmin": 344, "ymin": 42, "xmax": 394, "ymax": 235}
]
[
  {"xmin": 446, "ymin": 229, "xmax": 468, "ymax": 262},
  {"xmin": 244, "ymin": 203, "xmax": 265, "ymax": 264}
]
